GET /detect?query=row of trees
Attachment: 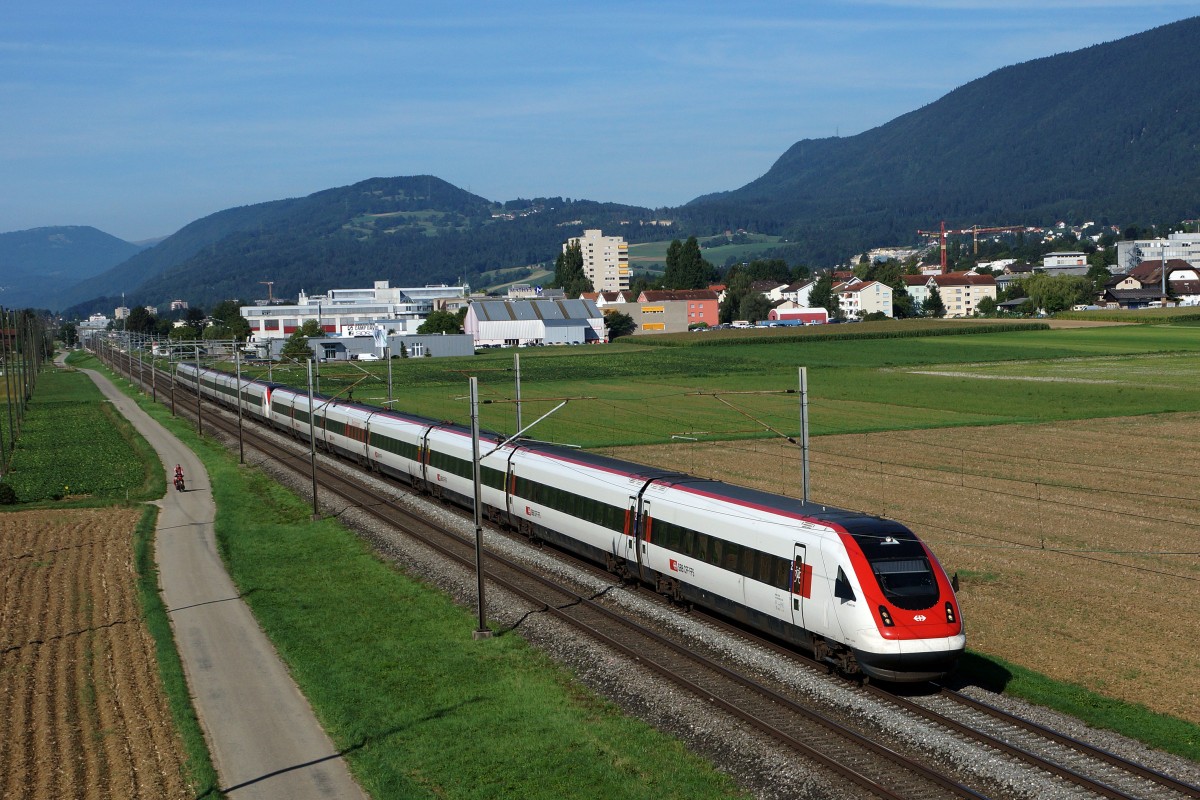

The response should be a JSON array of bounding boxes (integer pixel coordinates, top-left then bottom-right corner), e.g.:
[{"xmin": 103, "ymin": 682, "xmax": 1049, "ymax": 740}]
[{"xmin": 116, "ymin": 300, "xmax": 252, "ymax": 342}]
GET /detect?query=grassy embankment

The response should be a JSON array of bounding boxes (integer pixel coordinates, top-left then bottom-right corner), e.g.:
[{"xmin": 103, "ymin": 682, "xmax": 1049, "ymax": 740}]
[
  {"xmin": 5, "ymin": 355, "xmax": 221, "ymax": 798},
  {"xmin": 79, "ymin": 352, "xmax": 747, "ymax": 799}
]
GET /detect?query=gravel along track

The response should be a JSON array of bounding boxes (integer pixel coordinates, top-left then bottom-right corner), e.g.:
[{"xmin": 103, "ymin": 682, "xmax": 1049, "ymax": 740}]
[{"xmin": 119, "ymin": 357, "xmax": 1200, "ymax": 799}]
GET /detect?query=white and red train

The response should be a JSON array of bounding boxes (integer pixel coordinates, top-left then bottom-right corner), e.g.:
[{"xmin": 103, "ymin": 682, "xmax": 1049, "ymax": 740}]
[{"xmin": 177, "ymin": 362, "xmax": 964, "ymax": 682}]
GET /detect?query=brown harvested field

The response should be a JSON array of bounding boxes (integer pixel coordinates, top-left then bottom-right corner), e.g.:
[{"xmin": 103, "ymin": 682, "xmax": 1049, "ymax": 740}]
[
  {"xmin": 605, "ymin": 411, "xmax": 1200, "ymax": 725},
  {"xmin": 0, "ymin": 508, "xmax": 190, "ymax": 800}
]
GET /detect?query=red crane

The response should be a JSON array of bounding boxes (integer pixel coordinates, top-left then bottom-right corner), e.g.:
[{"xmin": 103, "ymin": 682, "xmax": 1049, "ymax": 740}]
[{"xmin": 917, "ymin": 222, "xmax": 1028, "ymax": 271}]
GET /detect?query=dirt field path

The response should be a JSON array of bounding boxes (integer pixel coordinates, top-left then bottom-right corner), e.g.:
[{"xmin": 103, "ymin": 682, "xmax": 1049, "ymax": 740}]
[{"xmin": 77, "ymin": 365, "xmax": 367, "ymax": 800}]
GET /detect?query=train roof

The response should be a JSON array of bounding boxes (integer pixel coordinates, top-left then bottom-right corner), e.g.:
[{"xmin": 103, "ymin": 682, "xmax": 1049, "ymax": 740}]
[
  {"xmin": 654, "ymin": 475, "xmax": 911, "ymax": 538},
  {"xmin": 514, "ymin": 440, "xmax": 686, "ymax": 481}
]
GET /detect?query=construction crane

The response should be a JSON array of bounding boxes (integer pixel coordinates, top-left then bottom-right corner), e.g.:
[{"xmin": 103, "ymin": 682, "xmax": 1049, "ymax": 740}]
[
  {"xmin": 917, "ymin": 222, "xmax": 1027, "ymax": 271},
  {"xmin": 258, "ymin": 280, "xmax": 275, "ymax": 303}
]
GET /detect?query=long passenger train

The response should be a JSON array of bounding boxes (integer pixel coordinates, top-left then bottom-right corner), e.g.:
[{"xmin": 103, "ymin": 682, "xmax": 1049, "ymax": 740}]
[{"xmin": 177, "ymin": 362, "xmax": 964, "ymax": 682}]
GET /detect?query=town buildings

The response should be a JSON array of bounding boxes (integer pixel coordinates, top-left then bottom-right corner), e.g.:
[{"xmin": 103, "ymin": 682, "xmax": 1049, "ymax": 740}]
[
  {"xmin": 1116, "ymin": 233, "xmax": 1200, "ymax": 274},
  {"xmin": 240, "ymin": 281, "xmax": 469, "ymax": 341},
  {"xmin": 901, "ymin": 271, "xmax": 998, "ymax": 318},
  {"xmin": 597, "ymin": 290, "xmax": 720, "ymax": 334},
  {"xmin": 565, "ymin": 229, "xmax": 630, "ymax": 293}
]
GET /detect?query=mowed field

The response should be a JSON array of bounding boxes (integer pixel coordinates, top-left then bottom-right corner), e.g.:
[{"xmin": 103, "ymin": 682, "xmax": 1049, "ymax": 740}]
[{"xmin": 0, "ymin": 508, "xmax": 189, "ymax": 800}]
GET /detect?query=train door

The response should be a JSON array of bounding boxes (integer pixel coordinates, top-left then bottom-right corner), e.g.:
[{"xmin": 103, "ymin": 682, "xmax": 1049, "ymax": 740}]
[
  {"xmin": 624, "ymin": 496, "xmax": 640, "ymax": 571},
  {"xmin": 637, "ymin": 498, "xmax": 654, "ymax": 582},
  {"xmin": 790, "ymin": 544, "xmax": 810, "ymax": 629}
]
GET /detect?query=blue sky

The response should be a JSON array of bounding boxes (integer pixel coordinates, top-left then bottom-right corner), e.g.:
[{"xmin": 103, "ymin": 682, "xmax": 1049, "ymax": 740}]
[{"xmin": 2, "ymin": 2, "xmax": 1195, "ymax": 242}]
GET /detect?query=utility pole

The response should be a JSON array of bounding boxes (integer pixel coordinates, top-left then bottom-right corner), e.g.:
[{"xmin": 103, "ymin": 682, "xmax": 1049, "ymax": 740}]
[
  {"xmin": 469, "ymin": 377, "xmax": 492, "ymax": 640},
  {"xmin": 798, "ymin": 367, "xmax": 810, "ymax": 504},
  {"xmin": 194, "ymin": 343, "xmax": 203, "ymax": 436},
  {"xmin": 307, "ymin": 358, "xmax": 319, "ymax": 518},
  {"xmin": 514, "ymin": 352, "xmax": 522, "ymax": 433},
  {"xmin": 386, "ymin": 345, "xmax": 393, "ymax": 405},
  {"xmin": 235, "ymin": 344, "xmax": 244, "ymax": 464}
]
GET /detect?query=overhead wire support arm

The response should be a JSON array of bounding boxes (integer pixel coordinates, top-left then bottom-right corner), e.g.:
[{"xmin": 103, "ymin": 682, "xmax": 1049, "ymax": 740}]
[{"xmin": 481, "ymin": 400, "xmax": 572, "ymax": 459}]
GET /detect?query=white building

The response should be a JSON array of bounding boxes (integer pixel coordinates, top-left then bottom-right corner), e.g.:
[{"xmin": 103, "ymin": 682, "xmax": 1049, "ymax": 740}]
[
  {"xmin": 1116, "ymin": 234, "xmax": 1200, "ymax": 274},
  {"xmin": 465, "ymin": 298, "xmax": 606, "ymax": 347},
  {"xmin": 240, "ymin": 281, "xmax": 468, "ymax": 341},
  {"xmin": 903, "ymin": 271, "xmax": 997, "ymax": 317},
  {"xmin": 565, "ymin": 229, "xmax": 629, "ymax": 293},
  {"xmin": 836, "ymin": 281, "xmax": 893, "ymax": 318},
  {"xmin": 780, "ymin": 279, "xmax": 815, "ymax": 307}
]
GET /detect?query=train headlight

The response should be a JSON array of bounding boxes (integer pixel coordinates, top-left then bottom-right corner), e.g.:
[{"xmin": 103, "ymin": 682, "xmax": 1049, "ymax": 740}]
[
  {"xmin": 878, "ymin": 605, "xmax": 895, "ymax": 627},
  {"xmin": 945, "ymin": 602, "xmax": 956, "ymax": 624}
]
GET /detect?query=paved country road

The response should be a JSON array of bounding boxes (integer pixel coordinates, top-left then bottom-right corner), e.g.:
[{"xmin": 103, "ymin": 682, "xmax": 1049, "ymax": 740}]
[{"xmin": 74, "ymin": 358, "xmax": 368, "ymax": 800}]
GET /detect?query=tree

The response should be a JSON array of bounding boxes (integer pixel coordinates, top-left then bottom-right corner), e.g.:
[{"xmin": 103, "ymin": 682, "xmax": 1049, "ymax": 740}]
[
  {"xmin": 738, "ymin": 293, "xmax": 773, "ymax": 323},
  {"xmin": 605, "ymin": 311, "xmax": 636, "ymax": 340},
  {"xmin": 125, "ymin": 306, "xmax": 156, "ymax": 334},
  {"xmin": 663, "ymin": 239, "xmax": 683, "ymax": 284},
  {"xmin": 552, "ymin": 242, "xmax": 591, "ymax": 297},
  {"xmin": 808, "ymin": 274, "xmax": 839, "ymax": 319},
  {"xmin": 892, "ymin": 291, "xmax": 917, "ymax": 319},
  {"xmin": 58, "ymin": 321, "xmax": 77, "ymax": 348},
  {"xmin": 975, "ymin": 296, "xmax": 998, "ymax": 316},
  {"xmin": 1022, "ymin": 274, "xmax": 1095, "ymax": 314},
  {"xmin": 209, "ymin": 299, "xmax": 253, "ymax": 341},
  {"xmin": 280, "ymin": 319, "xmax": 323, "ymax": 361},
  {"xmin": 183, "ymin": 306, "xmax": 207, "ymax": 339},
  {"xmin": 663, "ymin": 236, "xmax": 713, "ymax": 290},
  {"xmin": 417, "ymin": 310, "xmax": 462, "ymax": 335},
  {"xmin": 923, "ymin": 286, "xmax": 946, "ymax": 318}
]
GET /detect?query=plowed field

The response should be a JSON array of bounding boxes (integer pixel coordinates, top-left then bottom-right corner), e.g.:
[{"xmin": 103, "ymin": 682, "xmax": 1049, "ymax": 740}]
[
  {"xmin": 607, "ymin": 411, "xmax": 1200, "ymax": 725},
  {"xmin": 0, "ymin": 508, "xmax": 189, "ymax": 800}
]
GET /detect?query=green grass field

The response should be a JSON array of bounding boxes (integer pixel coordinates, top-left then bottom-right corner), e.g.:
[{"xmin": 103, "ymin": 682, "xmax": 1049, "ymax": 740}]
[
  {"xmin": 253, "ymin": 323, "xmax": 1200, "ymax": 449},
  {"xmin": 1, "ymin": 363, "xmax": 161, "ymax": 503},
  {"xmin": 627, "ymin": 233, "xmax": 785, "ymax": 268}
]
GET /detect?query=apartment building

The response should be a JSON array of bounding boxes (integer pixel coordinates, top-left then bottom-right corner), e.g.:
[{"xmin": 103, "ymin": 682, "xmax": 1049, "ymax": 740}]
[{"xmin": 565, "ymin": 229, "xmax": 630, "ymax": 293}]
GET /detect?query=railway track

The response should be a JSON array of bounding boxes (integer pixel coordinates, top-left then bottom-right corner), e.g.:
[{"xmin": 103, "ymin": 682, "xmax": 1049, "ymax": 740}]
[{"xmin": 98, "ymin": 348, "xmax": 1200, "ymax": 800}]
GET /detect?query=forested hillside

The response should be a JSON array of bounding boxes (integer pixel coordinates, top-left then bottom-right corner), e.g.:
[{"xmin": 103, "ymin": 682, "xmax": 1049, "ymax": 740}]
[
  {"xmin": 64, "ymin": 176, "xmax": 670, "ymax": 314},
  {"xmin": 0, "ymin": 226, "xmax": 145, "ymax": 310},
  {"xmin": 683, "ymin": 16, "xmax": 1200, "ymax": 263}
]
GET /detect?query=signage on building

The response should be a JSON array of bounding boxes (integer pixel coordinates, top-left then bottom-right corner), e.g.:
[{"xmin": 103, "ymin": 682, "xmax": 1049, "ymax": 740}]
[{"xmin": 343, "ymin": 324, "xmax": 377, "ymax": 337}]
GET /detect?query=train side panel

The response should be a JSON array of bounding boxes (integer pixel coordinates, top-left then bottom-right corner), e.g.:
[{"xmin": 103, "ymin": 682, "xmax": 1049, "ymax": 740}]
[{"xmin": 506, "ymin": 448, "xmax": 644, "ymax": 566}]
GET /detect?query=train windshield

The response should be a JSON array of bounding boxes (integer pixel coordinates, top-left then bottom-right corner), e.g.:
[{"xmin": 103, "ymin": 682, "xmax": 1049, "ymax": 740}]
[{"xmin": 852, "ymin": 527, "xmax": 940, "ymax": 610}]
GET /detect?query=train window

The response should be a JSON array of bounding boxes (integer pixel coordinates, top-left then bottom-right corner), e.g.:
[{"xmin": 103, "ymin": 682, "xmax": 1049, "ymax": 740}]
[
  {"xmin": 870, "ymin": 558, "xmax": 938, "ymax": 610},
  {"xmin": 772, "ymin": 561, "xmax": 792, "ymax": 592},
  {"xmin": 723, "ymin": 542, "xmax": 741, "ymax": 571},
  {"xmin": 834, "ymin": 567, "xmax": 856, "ymax": 602},
  {"xmin": 708, "ymin": 538, "xmax": 722, "ymax": 566}
]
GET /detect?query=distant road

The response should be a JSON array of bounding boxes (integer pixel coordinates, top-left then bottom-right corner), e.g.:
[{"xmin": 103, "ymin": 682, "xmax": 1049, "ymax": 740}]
[{"xmin": 73, "ymin": 355, "xmax": 368, "ymax": 800}]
